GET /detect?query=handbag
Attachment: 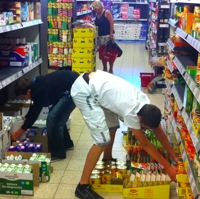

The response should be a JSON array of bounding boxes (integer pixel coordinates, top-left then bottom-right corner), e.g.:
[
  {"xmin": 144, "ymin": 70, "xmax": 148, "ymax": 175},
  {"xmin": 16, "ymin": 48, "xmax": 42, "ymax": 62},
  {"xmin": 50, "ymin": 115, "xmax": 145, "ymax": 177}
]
[{"xmin": 106, "ymin": 40, "xmax": 123, "ymax": 57}]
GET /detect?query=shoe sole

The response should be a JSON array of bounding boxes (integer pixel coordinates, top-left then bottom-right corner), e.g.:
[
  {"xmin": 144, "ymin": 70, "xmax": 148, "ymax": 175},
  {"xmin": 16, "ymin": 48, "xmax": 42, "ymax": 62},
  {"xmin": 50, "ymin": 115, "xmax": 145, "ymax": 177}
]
[
  {"xmin": 51, "ymin": 158, "xmax": 65, "ymax": 163},
  {"xmin": 66, "ymin": 147, "xmax": 74, "ymax": 151}
]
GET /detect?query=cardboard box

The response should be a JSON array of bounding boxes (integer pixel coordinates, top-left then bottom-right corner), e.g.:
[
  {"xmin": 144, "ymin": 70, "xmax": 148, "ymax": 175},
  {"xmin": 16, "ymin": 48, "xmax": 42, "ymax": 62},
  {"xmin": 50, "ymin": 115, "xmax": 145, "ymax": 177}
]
[
  {"xmin": 3, "ymin": 152, "xmax": 51, "ymax": 183},
  {"xmin": 72, "ymin": 64, "xmax": 95, "ymax": 74},
  {"xmin": 92, "ymin": 184, "xmax": 123, "ymax": 193},
  {"xmin": 72, "ymin": 48, "xmax": 94, "ymax": 58},
  {"xmin": 123, "ymin": 185, "xmax": 170, "ymax": 199},
  {"xmin": 73, "ymin": 28, "xmax": 96, "ymax": 38},
  {"xmin": 72, "ymin": 56, "xmax": 96, "ymax": 68},
  {"xmin": 0, "ymin": 162, "xmax": 39, "ymax": 196},
  {"xmin": 73, "ymin": 38, "xmax": 95, "ymax": 48},
  {"xmin": 27, "ymin": 130, "xmax": 48, "ymax": 153}
]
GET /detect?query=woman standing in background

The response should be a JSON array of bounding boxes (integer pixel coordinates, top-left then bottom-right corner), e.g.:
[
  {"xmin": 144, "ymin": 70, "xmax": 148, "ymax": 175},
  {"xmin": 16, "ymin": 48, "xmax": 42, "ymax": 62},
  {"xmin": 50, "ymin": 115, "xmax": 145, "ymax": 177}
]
[{"xmin": 91, "ymin": 1, "xmax": 115, "ymax": 74}]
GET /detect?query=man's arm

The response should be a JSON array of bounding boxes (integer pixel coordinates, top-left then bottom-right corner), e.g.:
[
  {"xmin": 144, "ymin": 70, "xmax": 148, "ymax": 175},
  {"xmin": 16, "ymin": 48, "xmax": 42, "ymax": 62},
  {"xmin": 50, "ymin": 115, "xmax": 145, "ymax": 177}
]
[
  {"xmin": 131, "ymin": 128, "xmax": 177, "ymax": 181},
  {"xmin": 153, "ymin": 125, "xmax": 178, "ymax": 164}
]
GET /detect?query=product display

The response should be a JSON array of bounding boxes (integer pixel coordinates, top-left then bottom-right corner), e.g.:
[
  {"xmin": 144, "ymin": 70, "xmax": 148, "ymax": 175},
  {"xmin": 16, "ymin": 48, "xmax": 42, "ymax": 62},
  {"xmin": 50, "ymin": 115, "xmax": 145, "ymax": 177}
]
[
  {"xmin": 72, "ymin": 25, "xmax": 96, "ymax": 74},
  {"xmin": 47, "ymin": 0, "xmax": 73, "ymax": 67}
]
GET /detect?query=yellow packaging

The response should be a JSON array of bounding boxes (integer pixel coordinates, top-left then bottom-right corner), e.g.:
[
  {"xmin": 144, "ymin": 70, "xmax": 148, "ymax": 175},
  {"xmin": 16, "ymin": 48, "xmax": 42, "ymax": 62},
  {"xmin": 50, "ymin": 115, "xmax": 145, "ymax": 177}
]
[
  {"xmin": 92, "ymin": 184, "xmax": 123, "ymax": 192},
  {"xmin": 73, "ymin": 38, "xmax": 95, "ymax": 48},
  {"xmin": 123, "ymin": 184, "xmax": 170, "ymax": 199},
  {"xmin": 72, "ymin": 48, "xmax": 94, "ymax": 58},
  {"xmin": 139, "ymin": 173, "xmax": 145, "ymax": 187},
  {"xmin": 145, "ymin": 173, "xmax": 151, "ymax": 186},
  {"xmin": 150, "ymin": 173, "xmax": 156, "ymax": 186},
  {"xmin": 72, "ymin": 56, "xmax": 96, "ymax": 68},
  {"xmin": 155, "ymin": 173, "xmax": 161, "ymax": 185},
  {"xmin": 73, "ymin": 28, "xmax": 96, "ymax": 38},
  {"xmin": 72, "ymin": 64, "xmax": 95, "ymax": 74},
  {"xmin": 160, "ymin": 174, "xmax": 166, "ymax": 185},
  {"xmin": 177, "ymin": 174, "xmax": 189, "ymax": 183}
]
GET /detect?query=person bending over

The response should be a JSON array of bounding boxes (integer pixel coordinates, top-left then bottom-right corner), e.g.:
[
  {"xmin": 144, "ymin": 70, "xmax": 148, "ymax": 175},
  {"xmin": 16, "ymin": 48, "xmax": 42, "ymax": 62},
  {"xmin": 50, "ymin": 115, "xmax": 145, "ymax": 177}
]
[{"xmin": 71, "ymin": 70, "xmax": 178, "ymax": 199}]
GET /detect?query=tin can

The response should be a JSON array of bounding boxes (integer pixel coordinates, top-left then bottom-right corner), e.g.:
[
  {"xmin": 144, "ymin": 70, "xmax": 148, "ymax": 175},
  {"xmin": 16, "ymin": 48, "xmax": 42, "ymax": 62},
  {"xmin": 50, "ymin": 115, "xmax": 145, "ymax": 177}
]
[
  {"xmin": 116, "ymin": 161, "xmax": 126, "ymax": 166},
  {"xmin": 96, "ymin": 160, "xmax": 105, "ymax": 166},
  {"xmin": 90, "ymin": 174, "xmax": 101, "ymax": 184},
  {"xmin": 117, "ymin": 165, "xmax": 127, "ymax": 175},
  {"xmin": 95, "ymin": 164, "xmax": 105, "ymax": 172},
  {"xmin": 101, "ymin": 170, "xmax": 112, "ymax": 184},
  {"xmin": 91, "ymin": 169, "xmax": 100, "ymax": 175},
  {"xmin": 107, "ymin": 165, "xmax": 116, "ymax": 174}
]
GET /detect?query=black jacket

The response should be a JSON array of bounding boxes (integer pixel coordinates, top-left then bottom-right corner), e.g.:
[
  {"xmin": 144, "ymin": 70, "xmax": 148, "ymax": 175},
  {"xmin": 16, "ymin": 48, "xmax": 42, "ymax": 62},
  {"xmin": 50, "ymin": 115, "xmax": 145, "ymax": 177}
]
[{"xmin": 21, "ymin": 70, "xmax": 79, "ymax": 130}]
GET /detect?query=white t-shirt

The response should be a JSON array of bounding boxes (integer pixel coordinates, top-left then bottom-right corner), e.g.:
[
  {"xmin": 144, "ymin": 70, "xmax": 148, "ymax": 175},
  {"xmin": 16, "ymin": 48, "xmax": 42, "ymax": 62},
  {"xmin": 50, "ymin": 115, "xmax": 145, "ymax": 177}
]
[{"xmin": 89, "ymin": 70, "xmax": 150, "ymax": 129}]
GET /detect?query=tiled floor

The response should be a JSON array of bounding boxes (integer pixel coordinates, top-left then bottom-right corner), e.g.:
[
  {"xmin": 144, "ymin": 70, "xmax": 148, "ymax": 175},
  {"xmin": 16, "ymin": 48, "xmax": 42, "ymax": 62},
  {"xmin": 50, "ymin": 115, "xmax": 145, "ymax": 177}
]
[{"xmin": 2, "ymin": 43, "xmax": 179, "ymax": 199}]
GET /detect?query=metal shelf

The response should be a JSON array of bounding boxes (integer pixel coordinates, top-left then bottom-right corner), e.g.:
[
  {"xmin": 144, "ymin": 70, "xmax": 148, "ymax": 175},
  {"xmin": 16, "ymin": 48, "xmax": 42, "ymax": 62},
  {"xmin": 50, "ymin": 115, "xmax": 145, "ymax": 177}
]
[
  {"xmin": 0, "ymin": 58, "xmax": 43, "ymax": 90},
  {"xmin": 171, "ymin": 84, "xmax": 185, "ymax": 110},
  {"xmin": 112, "ymin": 2, "xmax": 148, "ymax": 4},
  {"xmin": 114, "ymin": 19, "xmax": 147, "ymax": 21},
  {"xmin": 182, "ymin": 109, "xmax": 200, "ymax": 155},
  {"xmin": 77, "ymin": 10, "xmax": 91, "ymax": 16},
  {"xmin": 168, "ymin": 18, "xmax": 177, "ymax": 27},
  {"xmin": 174, "ymin": 27, "xmax": 200, "ymax": 53},
  {"xmin": 179, "ymin": 143, "xmax": 200, "ymax": 199},
  {"xmin": 166, "ymin": 39, "xmax": 175, "ymax": 50},
  {"xmin": 0, "ymin": 19, "xmax": 43, "ymax": 34},
  {"xmin": 166, "ymin": 59, "xmax": 174, "ymax": 73},
  {"xmin": 170, "ymin": 0, "xmax": 199, "ymax": 3},
  {"xmin": 173, "ymin": 56, "xmax": 200, "ymax": 105}
]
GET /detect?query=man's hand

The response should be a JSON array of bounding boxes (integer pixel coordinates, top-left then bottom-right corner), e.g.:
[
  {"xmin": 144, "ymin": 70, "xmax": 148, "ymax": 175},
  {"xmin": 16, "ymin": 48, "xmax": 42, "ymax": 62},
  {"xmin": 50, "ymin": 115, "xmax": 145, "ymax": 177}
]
[
  {"xmin": 11, "ymin": 128, "xmax": 25, "ymax": 141},
  {"xmin": 172, "ymin": 156, "xmax": 178, "ymax": 166},
  {"xmin": 166, "ymin": 165, "xmax": 178, "ymax": 182}
]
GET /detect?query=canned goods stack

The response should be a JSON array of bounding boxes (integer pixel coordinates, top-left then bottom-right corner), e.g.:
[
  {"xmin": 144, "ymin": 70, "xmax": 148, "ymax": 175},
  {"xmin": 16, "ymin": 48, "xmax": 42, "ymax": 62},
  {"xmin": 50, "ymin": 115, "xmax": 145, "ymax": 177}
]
[
  {"xmin": 90, "ymin": 160, "xmax": 127, "ymax": 185},
  {"xmin": 72, "ymin": 27, "xmax": 97, "ymax": 74},
  {"xmin": 47, "ymin": 0, "xmax": 73, "ymax": 68}
]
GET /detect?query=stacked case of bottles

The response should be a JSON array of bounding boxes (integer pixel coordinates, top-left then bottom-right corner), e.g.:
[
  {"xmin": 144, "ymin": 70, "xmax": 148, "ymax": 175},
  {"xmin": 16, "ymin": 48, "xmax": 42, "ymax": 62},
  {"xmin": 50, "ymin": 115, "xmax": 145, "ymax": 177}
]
[
  {"xmin": 72, "ymin": 27, "xmax": 96, "ymax": 74},
  {"xmin": 47, "ymin": 0, "xmax": 73, "ymax": 68}
]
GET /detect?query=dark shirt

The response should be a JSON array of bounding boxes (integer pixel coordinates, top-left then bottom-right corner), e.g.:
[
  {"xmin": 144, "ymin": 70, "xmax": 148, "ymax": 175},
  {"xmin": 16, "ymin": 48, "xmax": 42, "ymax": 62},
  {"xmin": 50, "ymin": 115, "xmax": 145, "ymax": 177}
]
[
  {"xmin": 21, "ymin": 70, "xmax": 79, "ymax": 130},
  {"xmin": 95, "ymin": 10, "xmax": 111, "ymax": 36}
]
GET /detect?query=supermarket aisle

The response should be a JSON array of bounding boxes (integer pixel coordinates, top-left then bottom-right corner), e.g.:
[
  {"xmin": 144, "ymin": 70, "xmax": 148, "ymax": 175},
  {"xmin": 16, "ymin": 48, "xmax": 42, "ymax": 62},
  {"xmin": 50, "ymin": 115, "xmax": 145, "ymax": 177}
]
[{"xmin": 2, "ymin": 43, "xmax": 178, "ymax": 199}]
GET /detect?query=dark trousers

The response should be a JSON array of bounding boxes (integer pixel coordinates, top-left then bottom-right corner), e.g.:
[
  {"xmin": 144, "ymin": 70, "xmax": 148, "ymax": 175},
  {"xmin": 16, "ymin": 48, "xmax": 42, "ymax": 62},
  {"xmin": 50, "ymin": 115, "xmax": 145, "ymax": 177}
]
[{"xmin": 47, "ymin": 93, "xmax": 75, "ymax": 158}]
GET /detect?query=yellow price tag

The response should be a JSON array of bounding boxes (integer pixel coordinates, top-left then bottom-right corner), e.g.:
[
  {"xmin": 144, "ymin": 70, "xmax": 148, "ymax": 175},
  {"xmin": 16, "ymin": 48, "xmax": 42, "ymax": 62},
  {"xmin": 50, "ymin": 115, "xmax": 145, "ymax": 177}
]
[
  {"xmin": 184, "ymin": 159, "xmax": 189, "ymax": 171},
  {"xmin": 179, "ymin": 144, "xmax": 183, "ymax": 154}
]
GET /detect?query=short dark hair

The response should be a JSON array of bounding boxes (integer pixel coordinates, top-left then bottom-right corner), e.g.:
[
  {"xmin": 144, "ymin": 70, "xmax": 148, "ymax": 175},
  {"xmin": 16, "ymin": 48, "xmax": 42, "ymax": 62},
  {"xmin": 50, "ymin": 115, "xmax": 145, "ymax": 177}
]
[
  {"xmin": 138, "ymin": 104, "xmax": 161, "ymax": 129},
  {"xmin": 14, "ymin": 78, "xmax": 32, "ymax": 96}
]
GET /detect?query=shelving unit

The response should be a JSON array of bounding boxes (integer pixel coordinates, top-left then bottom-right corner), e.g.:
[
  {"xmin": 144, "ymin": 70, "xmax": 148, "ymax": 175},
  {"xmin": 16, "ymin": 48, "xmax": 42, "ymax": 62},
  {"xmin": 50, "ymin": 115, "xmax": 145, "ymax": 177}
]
[
  {"xmin": 164, "ymin": 0, "xmax": 200, "ymax": 198},
  {"xmin": 112, "ymin": 1, "xmax": 148, "ymax": 41},
  {"xmin": 146, "ymin": 0, "xmax": 170, "ymax": 50}
]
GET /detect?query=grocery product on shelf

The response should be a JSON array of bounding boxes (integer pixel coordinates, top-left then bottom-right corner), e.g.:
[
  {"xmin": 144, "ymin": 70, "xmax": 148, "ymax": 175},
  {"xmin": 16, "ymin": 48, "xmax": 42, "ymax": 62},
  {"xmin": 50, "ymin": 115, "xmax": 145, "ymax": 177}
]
[{"xmin": 47, "ymin": 1, "xmax": 73, "ymax": 68}]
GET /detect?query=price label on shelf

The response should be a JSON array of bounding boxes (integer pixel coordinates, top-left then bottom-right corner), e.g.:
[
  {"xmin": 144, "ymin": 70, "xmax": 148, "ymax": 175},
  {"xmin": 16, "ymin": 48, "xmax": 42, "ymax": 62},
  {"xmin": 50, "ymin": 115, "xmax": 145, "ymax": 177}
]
[
  {"xmin": 17, "ymin": 23, "xmax": 21, "ymax": 29},
  {"xmin": 160, "ymin": 5, "xmax": 170, "ymax": 8},
  {"xmin": 159, "ymin": 24, "xmax": 169, "ymax": 28}
]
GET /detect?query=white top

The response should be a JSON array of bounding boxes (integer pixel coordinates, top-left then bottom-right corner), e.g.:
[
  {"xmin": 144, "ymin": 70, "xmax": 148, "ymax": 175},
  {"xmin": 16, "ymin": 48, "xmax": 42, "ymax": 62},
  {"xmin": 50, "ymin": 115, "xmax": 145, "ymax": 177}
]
[{"xmin": 89, "ymin": 70, "xmax": 150, "ymax": 129}]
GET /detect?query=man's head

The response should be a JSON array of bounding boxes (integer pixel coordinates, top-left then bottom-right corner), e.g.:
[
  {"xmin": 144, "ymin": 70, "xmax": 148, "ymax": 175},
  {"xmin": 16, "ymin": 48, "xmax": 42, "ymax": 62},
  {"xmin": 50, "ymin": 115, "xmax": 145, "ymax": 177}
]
[
  {"xmin": 137, "ymin": 104, "xmax": 162, "ymax": 130},
  {"xmin": 14, "ymin": 78, "xmax": 32, "ymax": 99},
  {"xmin": 91, "ymin": 1, "xmax": 104, "ymax": 14}
]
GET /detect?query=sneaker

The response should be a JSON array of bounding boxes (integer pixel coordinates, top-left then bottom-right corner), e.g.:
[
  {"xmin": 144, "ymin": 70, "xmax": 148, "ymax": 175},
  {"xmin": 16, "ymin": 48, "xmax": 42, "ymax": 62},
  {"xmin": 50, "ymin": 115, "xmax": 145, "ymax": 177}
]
[
  {"xmin": 75, "ymin": 184, "xmax": 104, "ymax": 199},
  {"xmin": 102, "ymin": 158, "xmax": 117, "ymax": 162}
]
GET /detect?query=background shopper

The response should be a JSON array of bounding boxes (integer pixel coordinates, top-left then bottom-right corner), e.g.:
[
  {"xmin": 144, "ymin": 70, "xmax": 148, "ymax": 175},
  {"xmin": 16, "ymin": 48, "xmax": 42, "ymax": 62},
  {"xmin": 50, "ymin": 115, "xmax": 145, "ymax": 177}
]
[
  {"xmin": 11, "ymin": 70, "xmax": 79, "ymax": 161},
  {"xmin": 71, "ymin": 70, "xmax": 178, "ymax": 199},
  {"xmin": 91, "ymin": 1, "xmax": 115, "ymax": 74}
]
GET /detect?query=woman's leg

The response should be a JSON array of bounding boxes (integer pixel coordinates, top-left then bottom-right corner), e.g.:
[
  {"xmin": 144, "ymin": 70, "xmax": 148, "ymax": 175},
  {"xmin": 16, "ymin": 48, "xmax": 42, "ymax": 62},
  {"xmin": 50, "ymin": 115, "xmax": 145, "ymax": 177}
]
[
  {"xmin": 47, "ymin": 93, "xmax": 75, "ymax": 160},
  {"xmin": 108, "ymin": 61, "xmax": 114, "ymax": 74},
  {"xmin": 102, "ymin": 60, "xmax": 108, "ymax": 72}
]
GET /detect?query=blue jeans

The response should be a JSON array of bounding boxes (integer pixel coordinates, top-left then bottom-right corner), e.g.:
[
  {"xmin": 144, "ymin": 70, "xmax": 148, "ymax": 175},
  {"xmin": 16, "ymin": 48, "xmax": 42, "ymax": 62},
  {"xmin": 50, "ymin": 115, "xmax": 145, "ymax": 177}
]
[{"xmin": 47, "ymin": 93, "xmax": 75, "ymax": 158}]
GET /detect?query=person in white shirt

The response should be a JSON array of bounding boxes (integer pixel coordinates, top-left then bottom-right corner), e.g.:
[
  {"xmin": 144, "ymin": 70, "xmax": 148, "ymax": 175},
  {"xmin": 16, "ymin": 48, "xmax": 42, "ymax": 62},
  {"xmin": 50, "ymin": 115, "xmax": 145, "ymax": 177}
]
[{"xmin": 71, "ymin": 70, "xmax": 177, "ymax": 199}]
